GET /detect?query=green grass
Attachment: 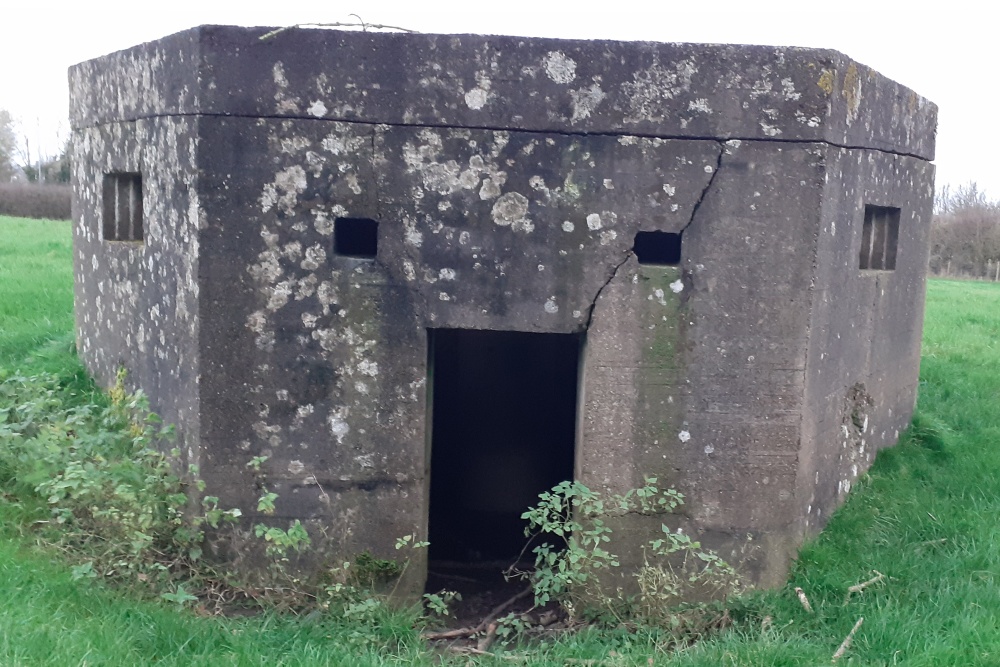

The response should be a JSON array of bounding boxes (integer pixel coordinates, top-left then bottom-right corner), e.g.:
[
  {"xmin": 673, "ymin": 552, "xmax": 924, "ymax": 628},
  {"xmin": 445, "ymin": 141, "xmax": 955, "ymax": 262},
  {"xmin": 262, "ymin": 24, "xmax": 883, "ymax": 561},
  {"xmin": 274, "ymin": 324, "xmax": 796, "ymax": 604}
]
[
  {"xmin": 3, "ymin": 214, "xmax": 1000, "ymax": 664},
  {"xmin": 0, "ymin": 216, "xmax": 80, "ymax": 378}
]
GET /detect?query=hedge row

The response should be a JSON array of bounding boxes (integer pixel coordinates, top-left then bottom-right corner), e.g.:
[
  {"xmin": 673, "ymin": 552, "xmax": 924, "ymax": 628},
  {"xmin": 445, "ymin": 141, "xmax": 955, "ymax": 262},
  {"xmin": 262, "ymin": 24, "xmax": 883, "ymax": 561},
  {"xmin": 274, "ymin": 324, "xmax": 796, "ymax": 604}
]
[{"xmin": 0, "ymin": 184, "xmax": 71, "ymax": 220}]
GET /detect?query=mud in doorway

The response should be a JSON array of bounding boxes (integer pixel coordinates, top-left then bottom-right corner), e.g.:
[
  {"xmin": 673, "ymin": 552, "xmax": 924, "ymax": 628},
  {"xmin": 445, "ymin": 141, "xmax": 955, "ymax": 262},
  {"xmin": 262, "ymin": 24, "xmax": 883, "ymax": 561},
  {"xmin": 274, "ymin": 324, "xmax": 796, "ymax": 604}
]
[{"xmin": 426, "ymin": 328, "xmax": 582, "ymax": 575}]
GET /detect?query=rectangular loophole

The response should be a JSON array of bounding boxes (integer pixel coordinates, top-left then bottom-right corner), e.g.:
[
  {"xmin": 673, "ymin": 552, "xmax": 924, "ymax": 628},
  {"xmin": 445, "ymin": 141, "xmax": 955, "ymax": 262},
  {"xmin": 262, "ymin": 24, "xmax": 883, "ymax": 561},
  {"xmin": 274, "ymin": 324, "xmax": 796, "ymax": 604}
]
[
  {"xmin": 334, "ymin": 218, "xmax": 379, "ymax": 259},
  {"xmin": 859, "ymin": 205, "xmax": 900, "ymax": 271},
  {"xmin": 102, "ymin": 173, "xmax": 143, "ymax": 242},
  {"xmin": 633, "ymin": 231, "xmax": 681, "ymax": 265}
]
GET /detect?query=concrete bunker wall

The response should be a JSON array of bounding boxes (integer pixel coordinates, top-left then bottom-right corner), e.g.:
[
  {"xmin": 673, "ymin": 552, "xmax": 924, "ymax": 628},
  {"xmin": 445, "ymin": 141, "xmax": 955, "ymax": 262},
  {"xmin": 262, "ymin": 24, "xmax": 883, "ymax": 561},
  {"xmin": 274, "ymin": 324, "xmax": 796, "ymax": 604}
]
[
  {"xmin": 73, "ymin": 117, "xmax": 203, "ymax": 469},
  {"xmin": 70, "ymin": 26, "xmax": 937, "ymax": 591}
]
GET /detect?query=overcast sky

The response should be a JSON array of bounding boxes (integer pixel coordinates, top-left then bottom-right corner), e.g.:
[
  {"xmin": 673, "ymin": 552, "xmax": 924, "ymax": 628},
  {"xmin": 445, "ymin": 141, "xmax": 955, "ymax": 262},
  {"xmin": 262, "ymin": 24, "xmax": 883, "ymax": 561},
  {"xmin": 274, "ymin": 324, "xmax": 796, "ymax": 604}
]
[{"xmin": 0, "ymin": 0, "xmax": 992, "ymax": 198}]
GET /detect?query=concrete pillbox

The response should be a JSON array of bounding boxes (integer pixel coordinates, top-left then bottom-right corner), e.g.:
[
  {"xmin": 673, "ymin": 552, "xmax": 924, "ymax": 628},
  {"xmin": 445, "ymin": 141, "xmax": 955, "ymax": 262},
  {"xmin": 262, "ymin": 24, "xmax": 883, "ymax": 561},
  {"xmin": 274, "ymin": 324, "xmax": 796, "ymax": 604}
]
[{"xmin": 70, "ymin": 25, "xmax": 936, "ymax": 591}]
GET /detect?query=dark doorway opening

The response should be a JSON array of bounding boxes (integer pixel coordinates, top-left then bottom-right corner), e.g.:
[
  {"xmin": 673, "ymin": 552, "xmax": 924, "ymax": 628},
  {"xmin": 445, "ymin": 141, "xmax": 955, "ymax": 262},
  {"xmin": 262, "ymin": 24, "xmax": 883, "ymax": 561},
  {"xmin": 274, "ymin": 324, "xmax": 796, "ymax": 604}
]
[{"xmin": 427, "ymin": 328, "xmax": 581, "ymax": 567}]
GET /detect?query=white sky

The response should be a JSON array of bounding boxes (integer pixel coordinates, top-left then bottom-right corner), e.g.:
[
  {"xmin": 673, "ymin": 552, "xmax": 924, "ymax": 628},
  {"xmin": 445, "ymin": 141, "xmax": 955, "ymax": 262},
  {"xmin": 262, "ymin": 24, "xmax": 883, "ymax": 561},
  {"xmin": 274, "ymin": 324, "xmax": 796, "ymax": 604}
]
[{"xmin": 0, "ymin": 0, "xmax": 993, "ymax": 197}]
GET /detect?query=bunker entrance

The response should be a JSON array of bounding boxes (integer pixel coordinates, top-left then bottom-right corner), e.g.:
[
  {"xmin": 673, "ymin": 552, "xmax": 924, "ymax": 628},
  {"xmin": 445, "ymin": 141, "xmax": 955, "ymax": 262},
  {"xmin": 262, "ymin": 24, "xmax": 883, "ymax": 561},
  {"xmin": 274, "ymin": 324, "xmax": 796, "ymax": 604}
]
[{"xmin": 426, "ymin": 328, "xmax": 581, "ymax": 568}]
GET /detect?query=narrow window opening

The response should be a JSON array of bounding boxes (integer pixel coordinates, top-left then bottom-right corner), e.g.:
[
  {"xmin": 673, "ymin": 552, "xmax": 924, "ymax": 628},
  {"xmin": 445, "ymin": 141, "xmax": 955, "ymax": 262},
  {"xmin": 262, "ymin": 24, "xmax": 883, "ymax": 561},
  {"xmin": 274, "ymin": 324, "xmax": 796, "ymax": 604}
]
[
  {"xmin": 426, "ymin": 329, "xmax": 580, "ymax": 570},
  {"xmin": 633, "ymin": 231, "xmax": 682, "ymax": 265},
  {"xmin": 334, "ymin": 217, "xmax": 379, "ymax": 259},
  {"xmin": 859, "ymin": 205, "xmax": 900, "ymax": 270},
  {"xmin": 102, "ymin": 173, "xmax": 143, "ymax": 242}
]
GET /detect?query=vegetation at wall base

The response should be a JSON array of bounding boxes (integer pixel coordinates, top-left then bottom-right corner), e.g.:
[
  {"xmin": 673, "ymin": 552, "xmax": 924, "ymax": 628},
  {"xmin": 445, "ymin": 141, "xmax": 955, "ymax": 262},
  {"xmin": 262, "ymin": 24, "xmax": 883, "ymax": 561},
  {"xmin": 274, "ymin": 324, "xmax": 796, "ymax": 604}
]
[{"xmin": 2, "ymin": 214, "xmax": 1000, "ymax": 664}]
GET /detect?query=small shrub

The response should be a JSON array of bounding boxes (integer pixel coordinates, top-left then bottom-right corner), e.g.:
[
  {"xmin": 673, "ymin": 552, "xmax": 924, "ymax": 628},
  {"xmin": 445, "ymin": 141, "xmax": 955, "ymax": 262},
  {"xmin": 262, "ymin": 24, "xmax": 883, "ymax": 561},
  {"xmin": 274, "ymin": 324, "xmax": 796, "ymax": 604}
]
[
  {"xmin": 0, "ymin": 370, "xmax": 240, "ymax": 597},
  {"xmin": 508, "ymin": 478, "xmax": 742, "ymax": 628}
]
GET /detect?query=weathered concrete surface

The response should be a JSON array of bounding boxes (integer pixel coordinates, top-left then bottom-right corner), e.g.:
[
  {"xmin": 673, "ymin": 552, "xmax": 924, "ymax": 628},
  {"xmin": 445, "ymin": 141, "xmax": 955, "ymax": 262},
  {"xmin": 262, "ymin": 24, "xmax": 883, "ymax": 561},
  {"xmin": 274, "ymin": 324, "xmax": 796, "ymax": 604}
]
[
  {"xmin": 72, "ymin": 117, "xmax": 202, "ymax": 471},
  {"xmin": 71, "ymin": 26, "xmax": 936, "ymax": 593},
  {"xmin": 70, "ymin": 26, "xmax": 936, "ymax": 159}
]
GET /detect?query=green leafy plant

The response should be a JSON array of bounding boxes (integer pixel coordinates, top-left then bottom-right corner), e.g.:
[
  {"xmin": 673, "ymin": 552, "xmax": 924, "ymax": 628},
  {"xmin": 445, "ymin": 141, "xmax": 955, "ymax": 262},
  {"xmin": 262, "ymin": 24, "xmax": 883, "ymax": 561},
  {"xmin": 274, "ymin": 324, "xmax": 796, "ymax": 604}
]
[
  {"xmin": 253, "ymin": 519, "xmax": 311, "ymax": 559},
  {"xmin": 161, "ymin": 584, "xmax": 199, "ymax": 608},
  {"xmin": 0, "ymin": 371, "xmax": 242, "ymax": 596},
  {"xmin": 509, "ymin": 477, "xmax": 741, "ymax": 626}
]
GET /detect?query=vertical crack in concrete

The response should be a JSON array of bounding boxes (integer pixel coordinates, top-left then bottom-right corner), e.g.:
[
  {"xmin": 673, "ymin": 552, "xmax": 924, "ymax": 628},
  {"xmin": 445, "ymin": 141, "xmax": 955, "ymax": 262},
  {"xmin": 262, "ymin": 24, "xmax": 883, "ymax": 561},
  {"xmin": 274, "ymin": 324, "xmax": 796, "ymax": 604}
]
[
  {"xmin": 584, "ymin": 140, "xmax": 726, "ymax": 333},
  {"xmin": 678, "ymin": 140, "xmax": 726, "ymax": 237},
  {"xmin": 370, "ymin": 126, "xmax": 383, "ymax": 221},
  {"xmin": 584, "ymin": 250, "xmax": 634, "ymax": 331}
]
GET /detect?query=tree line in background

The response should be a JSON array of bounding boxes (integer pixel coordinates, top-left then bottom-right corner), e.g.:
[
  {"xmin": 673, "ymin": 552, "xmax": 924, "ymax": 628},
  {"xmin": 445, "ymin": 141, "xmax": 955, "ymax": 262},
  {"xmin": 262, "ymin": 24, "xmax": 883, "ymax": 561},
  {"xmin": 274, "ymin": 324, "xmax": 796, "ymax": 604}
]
[
  {"xmin": 1, "ymin": 108, "xmax": 71, "ymax": 220},
  {"xmin": 0, "ymin": 108, "xmax": 70, "ymax": 185},
  {"xmin": 930, "ymin": 182, "xmax": 1000, "ymax": 280}
]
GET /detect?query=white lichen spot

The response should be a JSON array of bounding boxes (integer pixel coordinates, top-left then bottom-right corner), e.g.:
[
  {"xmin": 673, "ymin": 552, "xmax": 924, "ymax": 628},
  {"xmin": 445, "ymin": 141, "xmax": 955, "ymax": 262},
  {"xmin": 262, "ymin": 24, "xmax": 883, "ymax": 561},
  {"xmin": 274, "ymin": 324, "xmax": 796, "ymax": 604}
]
[
  {"xmin": 266, "ymin": 281, "xmax": 293, "ymax": 312},
  {"xmin": 255, "ymin": 331, "xmax": 275, "ymax": 351},
  {"xmin": 602, "ymin": 179, "xmax": 614, "ymax": 190},
  {"xmin": 301, "ymin": 312, "xmax": 318, "ymax": 328},
  {"xmin": 316, "ymin": 281, "xmax": 338, "ymax": 309},
  {"xmin": 599, "ymin": 230, "xmax": 617, "ymax": 245},
  {"xmin": 688, "ymin": 98, "xmax": 712, "ymax": 113},
  {"xmin": 438, "ymin": 292, "xmax": 451, "ymax": 301},
  {"xmin": 403, "ymin": 217, "xmax": 423, "ymax": 247},
  {"xmin": 345, "ymin": 173, "xmax": 362, "ymax": 195},
  {"xmin": 272, "ymin": 61, "xmax": 289, "ymax": 88},
  {"xmin": 272, "ymin": 62, "xmax": 300, "ymax": 112},
  {"xmin": 321, "ymin": 132, "xmax": 366, "ymax": 156},
  {"xmin": 246, "ymin": 310, "xmax": 267, "ymax": 333},
  {"xmin": 586, "ymin": 213, "xmax": 603, "ymax": 230},
  {"xmin": 662, "ymin": 184, "xmax": 676, "ymax": 196},
  {"xmin": 678, "ymin": 430, "xmax": 691, "ymax": 443},
  {"xmin": 622, "ymin": 59, "xmax": 697, "ymax": 123},
  {"xmin": 279, "ymin": 136, "xmax": 310, "ymax": 154},
  {"xmin": 760, "ymin": 123, "xmax": 782, "ymax": 137},
  {"xmin": 439, "ymin": 268, "xmax": 456, "ymax": 281},
  {"xmin": 479, "ymin": 178, "xmax": 502, "ymax": 200},
  {"xmin": 328, "ymin": 415, "xmax": 350, "ymax": 443},
  {"xmin": 301, "ymin": 244, "xmax": 326, "ymax": 270},
  {"xmin": 357, "ymin": 360, "xmax": 379, "ymax": 377},
  {"xmin": 307, "ymin": 100, "xmax": 328, "ymax": 117},
  {"xmin": 459, "ymin": 231, "xmax": 471, "ymax": 245},
  {"xmin": 653, "ymin": 288, "xmax": 667, "ymax": 305},
  {"xmin": 287, "ymin": 460, "xmax": 305, "ymax": 474},
  {"xmin": 491, "ymin": 192, "xmax": 533, "ymax": 232},
  {"xmin": 260, "ymin": 165, "xmax": 307, "ymax": 215},
  {"xmin": 282, "ymin": 241, "xmax": 303, "ymax": 262},
  {"xmin": 781, "ymin": 77, "xmax": 801, "ymax": 101},
  {"xmin": 313, "ymin": 211, "xmax": 334, "ymax": 235},
  {"xmin": 569, "ymin": 84, "xmax": 606, "ymax": 122},
  {"xmin": 703, "ymin": 445, "xmax": 715, "ymax": 454},
  {"xmin": 703, "ymin": 164, "xmax": 714, "ymax": 174},
  {"xmin": 544, "ymin": 298, "xmax": 559, "ymax": 314},
  {"xmin": 543, "ymin": 51, "xmax": 577, "ymax": 84},
  {"xmin": 561, "ymin": 221, "xmax": 575, "ymax": 232},
  {"xmin": 464, "ymin": 88, "xmax": 489, "ymax": 110},
  {"xmin": 402, "ymin": 260, "xmax": 416, "ymax": 282}
]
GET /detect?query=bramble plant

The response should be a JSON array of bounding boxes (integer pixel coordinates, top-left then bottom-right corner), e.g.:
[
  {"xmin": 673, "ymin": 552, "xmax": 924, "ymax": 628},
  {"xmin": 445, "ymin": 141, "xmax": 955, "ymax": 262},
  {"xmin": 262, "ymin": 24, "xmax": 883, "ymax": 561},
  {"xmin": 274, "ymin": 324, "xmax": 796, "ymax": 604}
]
[
  {"xmin": 0, "ymin": 370, "xmax": 242, "ymax": 600},
  {"xmin": 508, "ymin": 477, "xmax": 740, "ymax": 626}
]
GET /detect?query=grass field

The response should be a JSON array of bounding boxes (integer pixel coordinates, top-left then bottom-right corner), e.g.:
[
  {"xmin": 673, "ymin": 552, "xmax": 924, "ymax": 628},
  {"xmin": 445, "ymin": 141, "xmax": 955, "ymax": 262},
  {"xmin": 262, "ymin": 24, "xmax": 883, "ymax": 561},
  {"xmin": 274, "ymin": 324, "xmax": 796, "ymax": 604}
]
[
  {"xmin": 0, "ymin": 217, "xmax": 76, "ymax": 374},
  {"xmin": 2, "ymin": 214, "xmax": 1000, "ymax": 665}
]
